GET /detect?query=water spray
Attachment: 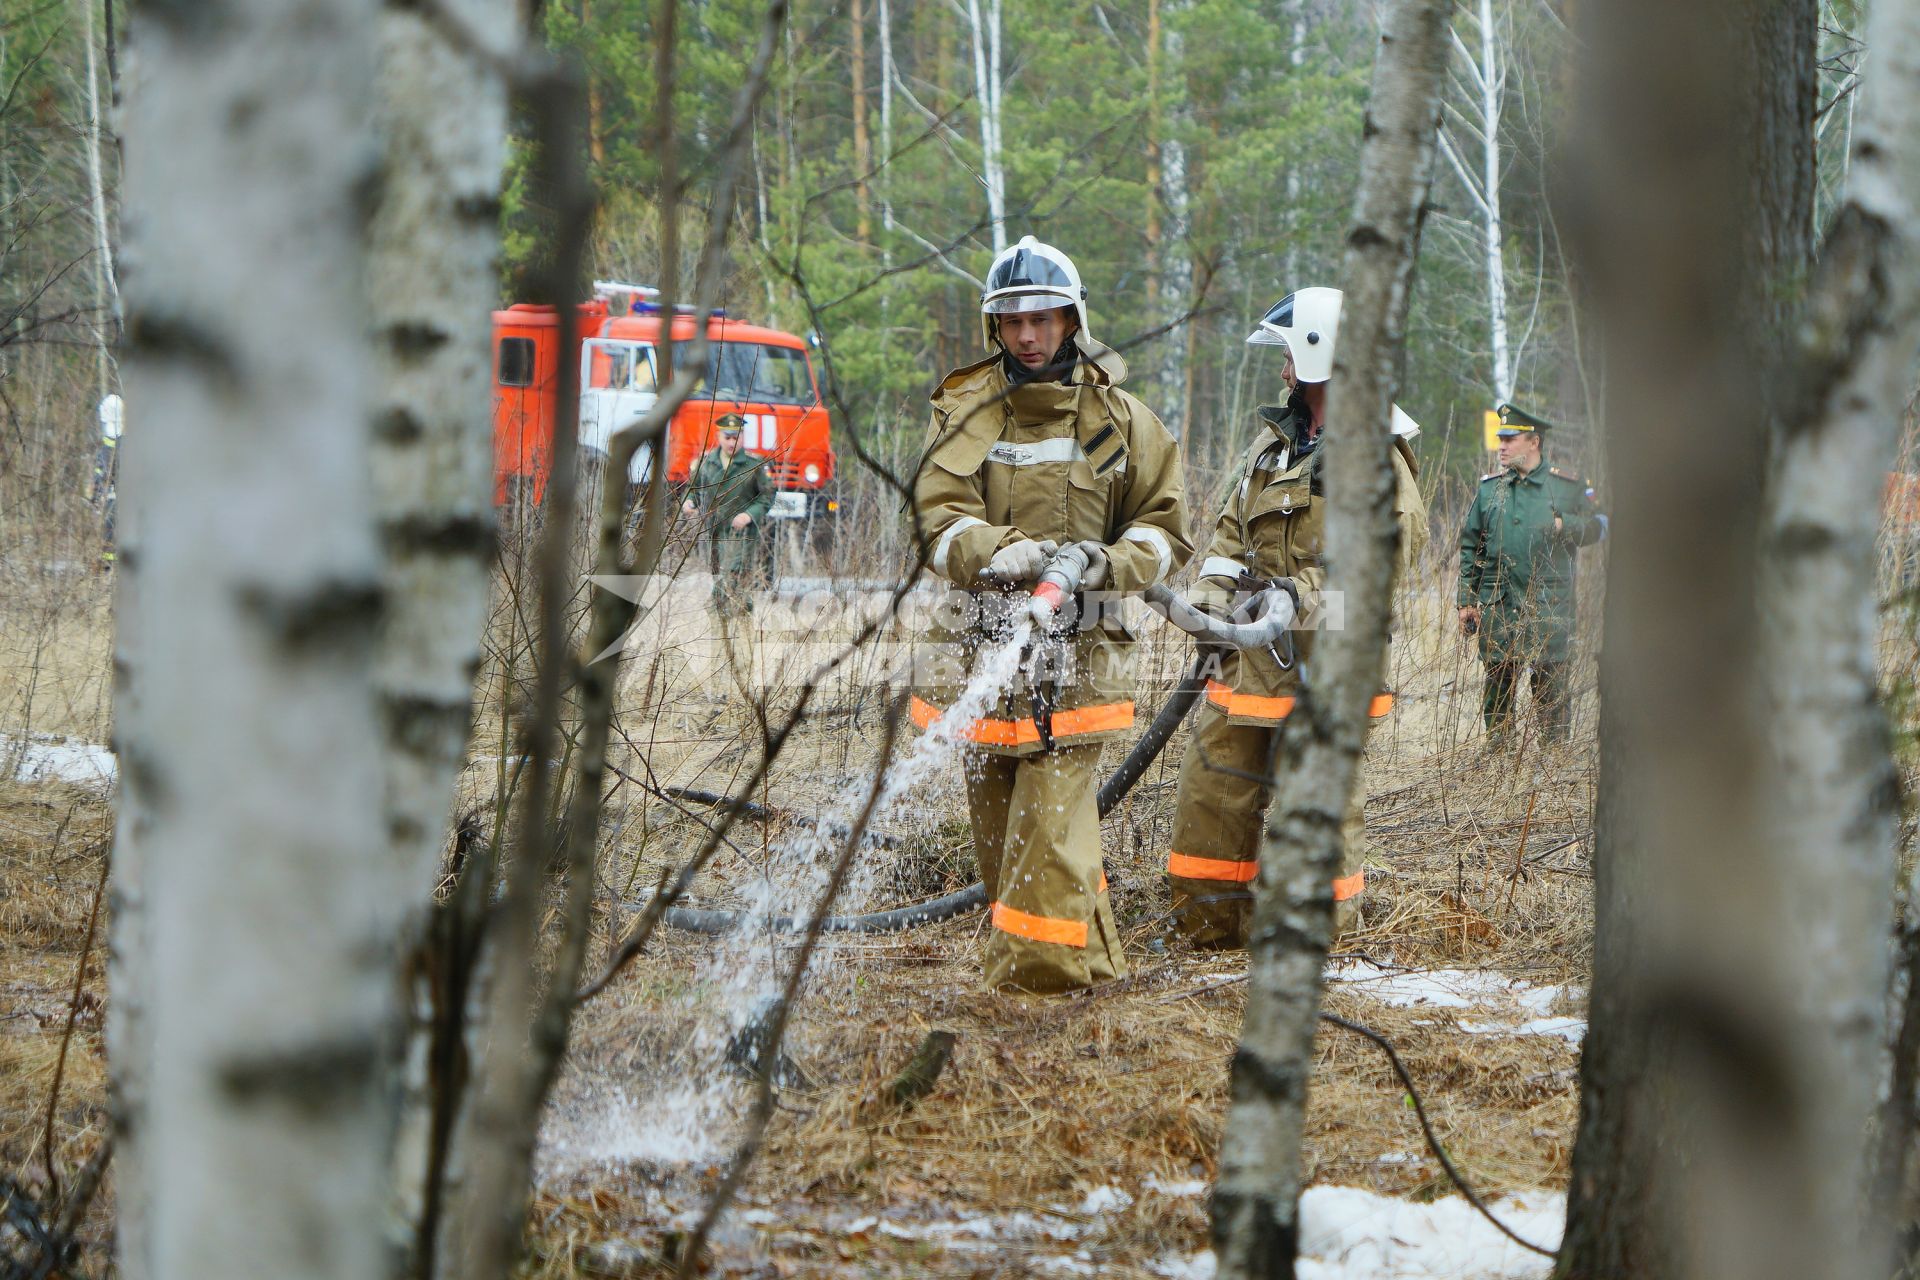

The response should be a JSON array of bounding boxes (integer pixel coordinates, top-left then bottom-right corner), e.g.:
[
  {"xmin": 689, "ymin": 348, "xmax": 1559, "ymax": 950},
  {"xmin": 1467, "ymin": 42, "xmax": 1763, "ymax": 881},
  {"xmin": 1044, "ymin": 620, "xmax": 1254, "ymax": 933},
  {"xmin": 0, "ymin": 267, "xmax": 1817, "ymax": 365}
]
[{"xmin": 653, "ymin": 552, "xmax": 1296, "ymax": 937}]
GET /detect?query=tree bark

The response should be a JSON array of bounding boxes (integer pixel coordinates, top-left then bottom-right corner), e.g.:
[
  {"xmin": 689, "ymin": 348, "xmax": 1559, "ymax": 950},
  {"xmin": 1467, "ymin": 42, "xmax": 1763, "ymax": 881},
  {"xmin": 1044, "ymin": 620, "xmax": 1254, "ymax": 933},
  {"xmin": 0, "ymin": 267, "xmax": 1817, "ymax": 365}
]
[
  {"xmin": 851, "ymin": 0, "xmax": 873, "ymax": 244},
  {"xmin": 1210, "ymin": 2, "xmax": 1452, "ymax": 1274},
  {"xmin": 113, "ymin": 2, "xmax": 398, "ymax": 1276},
  {"xmin": 1556, "ymin": 3, "xmax": 1828, "ymax": 1278},
  {"xmin": 366, "ymin": 0, "xmax": 511, "ymax": 1267},
  {"xmin": 1780, "ymin": 3, "xmax": 1920, "ymax": 1268}
]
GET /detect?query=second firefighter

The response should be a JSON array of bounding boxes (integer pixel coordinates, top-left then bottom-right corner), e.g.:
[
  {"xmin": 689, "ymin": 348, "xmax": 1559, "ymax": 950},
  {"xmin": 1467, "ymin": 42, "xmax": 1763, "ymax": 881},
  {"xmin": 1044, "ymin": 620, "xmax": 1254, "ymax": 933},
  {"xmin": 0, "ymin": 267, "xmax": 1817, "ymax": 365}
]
[{"xmin": 1165, "ymin": 287, "xmax": 1428, "ymax": 947}]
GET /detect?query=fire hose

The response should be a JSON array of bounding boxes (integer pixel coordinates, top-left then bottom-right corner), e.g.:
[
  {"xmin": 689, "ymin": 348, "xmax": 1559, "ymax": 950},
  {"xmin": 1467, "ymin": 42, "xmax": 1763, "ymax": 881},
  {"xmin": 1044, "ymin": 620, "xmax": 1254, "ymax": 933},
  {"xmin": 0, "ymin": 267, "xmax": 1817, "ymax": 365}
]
[{"xmin": 655, "ymin": 556, "xmax": 1291, "ymax": 936}]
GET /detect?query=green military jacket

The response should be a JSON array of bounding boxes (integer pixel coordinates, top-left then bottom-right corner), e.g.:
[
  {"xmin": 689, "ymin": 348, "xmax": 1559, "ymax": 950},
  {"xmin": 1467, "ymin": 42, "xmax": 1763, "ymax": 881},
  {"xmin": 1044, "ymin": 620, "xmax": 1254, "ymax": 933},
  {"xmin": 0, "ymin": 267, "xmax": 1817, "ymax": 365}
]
[
  {"xmin": 1189, "ymin": 402, "xmax": 1427, "ymax": 724},
  {"xmin": 1456, "ymin": 460, "xmax": 1606, "ymax": 663},
  {"xmin": 687, "ymin": 447, "xmax": 774, "ymax": 540}
]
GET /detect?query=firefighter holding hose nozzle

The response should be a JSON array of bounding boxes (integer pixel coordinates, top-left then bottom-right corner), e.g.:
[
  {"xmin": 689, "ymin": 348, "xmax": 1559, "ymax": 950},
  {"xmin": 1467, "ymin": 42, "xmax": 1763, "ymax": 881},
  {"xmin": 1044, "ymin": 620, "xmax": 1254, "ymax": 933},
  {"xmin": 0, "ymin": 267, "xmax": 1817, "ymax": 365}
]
[
  {"xmin": 909, "ymin": 235, "xmax": 1192, "ymax": 994},
  {"xmin": 1164, "ymin": 288, "xmax": 1428, "ymax": 948}
]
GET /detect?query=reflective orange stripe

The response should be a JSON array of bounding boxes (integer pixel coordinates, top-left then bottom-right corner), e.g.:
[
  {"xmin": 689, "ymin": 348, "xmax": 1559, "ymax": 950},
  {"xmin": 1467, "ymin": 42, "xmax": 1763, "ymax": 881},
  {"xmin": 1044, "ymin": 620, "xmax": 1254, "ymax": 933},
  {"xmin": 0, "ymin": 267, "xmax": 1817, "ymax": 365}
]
[
  {"xmin": 1200, "ymin": 682, "xmax": 1395, "ymax": 721},
  {"xmin": 1098, "ymin": 872, "xmax": 1109, "ymax": 893},
  {"xmin": 1332, "ymin": 869, "xmax": 1366, "ymax": 901},
  {"xmin": 1204, "ymin": 680, "xmax": 1295, "ymax": 720},
  {"xmin": 910, "ymin": 695, "xmax": 1134, "ymax": 746},
  {"xmin": 991, "ymin": 901, "xmax": 1088, "ymax": 948},
  {"xmin": 1168, "ymin": 852, "xmax": 1260, "ymax": 883}
]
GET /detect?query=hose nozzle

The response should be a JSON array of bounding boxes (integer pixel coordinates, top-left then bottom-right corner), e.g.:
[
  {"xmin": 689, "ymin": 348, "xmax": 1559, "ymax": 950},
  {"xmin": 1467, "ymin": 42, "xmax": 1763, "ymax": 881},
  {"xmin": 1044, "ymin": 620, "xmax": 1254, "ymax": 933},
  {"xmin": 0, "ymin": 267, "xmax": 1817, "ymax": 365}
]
[{"xmin": 1029, "ymin": 543, "xmax": 1095, "ymax": 629}]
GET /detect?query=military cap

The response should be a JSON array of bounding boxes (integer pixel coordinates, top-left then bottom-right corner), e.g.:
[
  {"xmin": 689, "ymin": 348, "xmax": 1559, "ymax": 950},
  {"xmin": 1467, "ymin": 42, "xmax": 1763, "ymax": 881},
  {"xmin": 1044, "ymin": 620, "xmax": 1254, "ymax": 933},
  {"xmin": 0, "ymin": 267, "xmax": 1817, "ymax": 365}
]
[
  {"xmin": 716, "ymin": 412, "xmax": 747, "ymax": 435},
  {"xmin": 1494, "ymin": 402, "xmax": 1555, "ymax": 437}
]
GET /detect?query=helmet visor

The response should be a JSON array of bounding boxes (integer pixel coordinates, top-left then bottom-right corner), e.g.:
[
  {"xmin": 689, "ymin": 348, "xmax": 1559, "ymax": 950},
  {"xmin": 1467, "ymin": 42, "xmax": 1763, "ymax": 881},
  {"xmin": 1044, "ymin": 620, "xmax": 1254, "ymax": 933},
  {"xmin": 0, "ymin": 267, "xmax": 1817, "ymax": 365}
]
[
  {"xmin": 1258, "ymin": 295, "xmax": 1296, "ymax": 330},
  {"xmin": 1245, "ymin": 293, "xmax": 1296, "ymax": 345},
  {"xmin": 984, "ymin": 290, "xmax": 1076, "ymax": 316}
]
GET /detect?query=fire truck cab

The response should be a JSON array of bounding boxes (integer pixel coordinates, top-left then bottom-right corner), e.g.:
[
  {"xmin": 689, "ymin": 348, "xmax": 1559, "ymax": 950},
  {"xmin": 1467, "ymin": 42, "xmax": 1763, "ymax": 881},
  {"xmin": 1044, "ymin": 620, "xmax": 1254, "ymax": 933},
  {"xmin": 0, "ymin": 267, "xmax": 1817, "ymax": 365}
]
[{"xmin": 492, "ymin": 282, "xmax": 836, "ymax": 518}]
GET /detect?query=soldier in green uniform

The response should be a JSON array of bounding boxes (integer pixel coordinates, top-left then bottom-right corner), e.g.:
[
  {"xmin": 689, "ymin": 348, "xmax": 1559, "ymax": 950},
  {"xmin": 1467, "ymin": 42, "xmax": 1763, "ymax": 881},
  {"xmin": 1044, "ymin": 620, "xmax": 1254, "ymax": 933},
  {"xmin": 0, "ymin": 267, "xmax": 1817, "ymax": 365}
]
[
  {"xmin": 1456, "ymin": 403, "xmax": 1607, "ymax": 743},
  {"xmin": 681, "ymin": 413, "xmax": 775, "ymax": 617}
]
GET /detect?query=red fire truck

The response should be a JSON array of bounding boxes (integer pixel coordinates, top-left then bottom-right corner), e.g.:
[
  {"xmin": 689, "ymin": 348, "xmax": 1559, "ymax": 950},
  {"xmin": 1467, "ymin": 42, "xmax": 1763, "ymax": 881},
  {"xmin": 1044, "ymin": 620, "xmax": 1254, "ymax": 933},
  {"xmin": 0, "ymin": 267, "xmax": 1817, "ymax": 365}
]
[{"xmin": 491, "ymin": 282, "xmax": 836, "ymax": 519}]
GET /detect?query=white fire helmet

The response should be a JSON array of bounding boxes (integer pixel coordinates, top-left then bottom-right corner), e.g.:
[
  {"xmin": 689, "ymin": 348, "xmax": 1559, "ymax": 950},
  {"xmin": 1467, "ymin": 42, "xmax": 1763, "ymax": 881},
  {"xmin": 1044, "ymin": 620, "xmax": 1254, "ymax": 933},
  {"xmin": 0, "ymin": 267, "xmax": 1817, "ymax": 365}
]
[
  {"xmin": 1247, "ymin": 287, "xmax": 1343, "ymax": 383},
  {"xmin": 981, "ymin": 235, "xmax": 1090, "ymax": 341}
]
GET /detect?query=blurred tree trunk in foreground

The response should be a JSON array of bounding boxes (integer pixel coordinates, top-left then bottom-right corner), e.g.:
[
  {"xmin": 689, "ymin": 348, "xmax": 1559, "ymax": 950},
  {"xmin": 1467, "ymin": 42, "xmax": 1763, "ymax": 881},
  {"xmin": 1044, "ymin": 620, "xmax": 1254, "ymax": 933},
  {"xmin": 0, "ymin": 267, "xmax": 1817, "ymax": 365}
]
[
  {"xmin": 111, "ymin": 1, "xmax": 509, "ymax": 1276},
  {"xmin": 1211, "ymin": 1, "xmax": 1452, "ymax": 1274},
  {"xmin": 1557, "ymin": 0, "xmax": 1920, "ymax": 1275},
  {"xmin": 113, "ymin": 0, "xmax": 395, "ymax": 1276}
]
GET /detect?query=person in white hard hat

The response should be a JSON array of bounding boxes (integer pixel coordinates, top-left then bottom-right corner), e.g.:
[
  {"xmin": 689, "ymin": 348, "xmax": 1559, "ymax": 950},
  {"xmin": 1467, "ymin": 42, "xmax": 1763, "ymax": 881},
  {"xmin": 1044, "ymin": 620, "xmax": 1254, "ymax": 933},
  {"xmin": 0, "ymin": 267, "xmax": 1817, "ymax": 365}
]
[
  {"xmin": 908, "ymin": 235, "xmax": 1192, "ymax": 993},
  {"xmin": 1162, "ymin": 287, "xmax": 1428, "ymax": 947},
  {"xmin": 88, "ymin": 393, "xmax": 124, "ymax": 566}
]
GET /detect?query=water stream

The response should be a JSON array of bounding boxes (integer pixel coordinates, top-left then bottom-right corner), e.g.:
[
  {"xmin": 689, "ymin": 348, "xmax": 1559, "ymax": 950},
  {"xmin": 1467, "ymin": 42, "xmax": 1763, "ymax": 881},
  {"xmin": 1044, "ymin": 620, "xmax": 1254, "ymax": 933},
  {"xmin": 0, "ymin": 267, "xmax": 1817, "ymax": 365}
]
[{"xmin": 540, "ymin": 617, "xmax": 1035, "ymax": 1172}]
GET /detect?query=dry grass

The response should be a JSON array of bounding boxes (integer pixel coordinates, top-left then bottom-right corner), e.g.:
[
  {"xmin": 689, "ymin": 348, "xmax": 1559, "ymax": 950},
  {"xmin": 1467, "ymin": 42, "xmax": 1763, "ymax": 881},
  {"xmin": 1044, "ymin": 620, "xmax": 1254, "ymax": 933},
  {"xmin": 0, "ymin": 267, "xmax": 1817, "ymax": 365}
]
[
  {"xmin": 0, "ymin": 448, "xmax": 1823, "ymax": 1278},
  {"xmin": 0, "ymin": 779, "xmax": 113, "ymax": 1262},
  {"xmin": 505, "ymin": 573, "xmax": 1601, "ymax": 1277}
]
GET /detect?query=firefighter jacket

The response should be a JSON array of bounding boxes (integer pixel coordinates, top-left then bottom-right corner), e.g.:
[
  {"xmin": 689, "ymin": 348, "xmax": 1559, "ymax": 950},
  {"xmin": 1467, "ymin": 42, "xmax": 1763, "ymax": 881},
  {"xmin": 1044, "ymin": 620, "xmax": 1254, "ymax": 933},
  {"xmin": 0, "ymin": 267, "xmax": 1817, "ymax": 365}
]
[
  {"xmin": 1456, "ymin": 461, "xmax": 1604, "ymax": 664},
  {"xmin": 1187, "ymin": 402, "xmax": 1427, "ymax": 726},
  {"xmin": 687, "ymin": 447, "xmax": 774, "ymax": 541},
  {"xmin": 910, "ymin": 353, "xmax": 1193, "ymax": 757}
]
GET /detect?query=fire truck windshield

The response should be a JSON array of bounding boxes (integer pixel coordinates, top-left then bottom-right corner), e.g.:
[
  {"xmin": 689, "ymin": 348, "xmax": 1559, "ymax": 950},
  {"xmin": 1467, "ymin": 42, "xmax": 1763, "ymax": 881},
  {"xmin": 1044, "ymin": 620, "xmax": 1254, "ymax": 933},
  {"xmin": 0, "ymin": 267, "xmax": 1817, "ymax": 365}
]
[{"xmin": 701, "ymin": 341, "xmax": 815, "ymax": 406}]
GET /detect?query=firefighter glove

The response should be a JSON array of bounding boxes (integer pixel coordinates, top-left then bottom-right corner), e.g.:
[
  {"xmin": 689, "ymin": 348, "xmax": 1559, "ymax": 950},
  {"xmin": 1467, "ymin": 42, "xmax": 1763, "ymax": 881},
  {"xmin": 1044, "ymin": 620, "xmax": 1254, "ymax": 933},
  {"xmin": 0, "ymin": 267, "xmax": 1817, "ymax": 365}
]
[
  {"xmin": 983, "ymin": 538, "xmax": 1059, "ymax": 585},
  {"xmin": 1231, "ymin": 581, "xmax": 1298, "ymax": 634},
  {"xmin": 1071, "ymin": 540, "xmax": 1110, "ymax": 591}
]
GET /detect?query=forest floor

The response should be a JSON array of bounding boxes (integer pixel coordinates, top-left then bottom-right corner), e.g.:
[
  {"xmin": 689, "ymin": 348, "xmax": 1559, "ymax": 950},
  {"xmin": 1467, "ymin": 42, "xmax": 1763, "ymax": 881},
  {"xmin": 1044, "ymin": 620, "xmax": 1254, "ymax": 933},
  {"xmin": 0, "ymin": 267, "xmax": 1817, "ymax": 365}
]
[{"xmin": 0, "ymin": 559, "xmax": 1595, "ymax": 1278}]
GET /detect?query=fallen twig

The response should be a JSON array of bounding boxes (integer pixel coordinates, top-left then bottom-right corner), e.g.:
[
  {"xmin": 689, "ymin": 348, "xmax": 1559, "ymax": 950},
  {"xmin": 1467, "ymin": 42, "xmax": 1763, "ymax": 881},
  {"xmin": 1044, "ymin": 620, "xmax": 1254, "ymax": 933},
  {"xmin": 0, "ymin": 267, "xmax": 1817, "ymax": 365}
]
[
  {"xmin": 1317, "ymin": 1012, "xmax": 1556, "ymax": 1258},
  {"xmin": 39, "ymin": 839, "xmax": 108, "ymax": 1199}
]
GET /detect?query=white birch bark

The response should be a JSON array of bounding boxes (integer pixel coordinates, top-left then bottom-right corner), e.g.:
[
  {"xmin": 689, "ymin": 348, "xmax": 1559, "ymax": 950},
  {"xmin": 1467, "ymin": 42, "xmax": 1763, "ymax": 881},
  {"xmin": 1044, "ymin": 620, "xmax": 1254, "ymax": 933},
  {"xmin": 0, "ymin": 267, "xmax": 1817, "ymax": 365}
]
[
  {"xmin": 1210, "ymin": 1, "xmax": 1452, "ymax": 1272},
  {"xmin": 1760, "ymin": 0, "xmax": 1920, "ymax": 1269},
  {"xmin": 76, "ymin": 0, "xmax": 119, "ymax": 404},
  {"xmin": 879, "ymin": 0, "xmax": 895, "ymax": 233},
  {"xmin": 1283, "ymin": 0, "xmax": 1307, "ymax": 285},
  {"xmin": 113, "ymin": 2, "xmax": 398, "ymax": 1276},
  {"xmin": 1439, "ymin": 0, "xmax": 1510, "ymax": 402},
  {"xmin": 964, "ymin": 0, "xmax": 1007, "ymax": 251},
  {"xmin": 1473, "ymin": 0, "xmax": 1509, "ymax": 401},
  {"xmin": 369, "ymin": 0, "xmax": 510, "ymax": 1249}
]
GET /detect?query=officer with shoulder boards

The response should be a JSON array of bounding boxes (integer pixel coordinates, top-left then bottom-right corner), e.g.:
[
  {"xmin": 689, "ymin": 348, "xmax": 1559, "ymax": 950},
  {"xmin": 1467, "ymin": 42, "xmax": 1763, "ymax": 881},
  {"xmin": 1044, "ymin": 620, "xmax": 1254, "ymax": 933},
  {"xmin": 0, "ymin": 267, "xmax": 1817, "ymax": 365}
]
[
  {"xmin": 1456, "ymin": 402, "xmax": 1607, "ymax": 744},
  {"xmin": 682, "ymin": 412, "xmax": 775, "ymax": 617}
]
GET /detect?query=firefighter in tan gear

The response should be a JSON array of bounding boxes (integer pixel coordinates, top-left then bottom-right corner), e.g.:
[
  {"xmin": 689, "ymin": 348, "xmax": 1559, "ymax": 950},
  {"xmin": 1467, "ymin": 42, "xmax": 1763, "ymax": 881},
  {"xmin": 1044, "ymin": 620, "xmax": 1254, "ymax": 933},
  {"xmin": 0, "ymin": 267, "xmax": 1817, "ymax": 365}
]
[
  {"xmin": 1165, "ymin": 288, "xmax": 1427, "ymax": 947},
  {"xmin": 911, "ymin": 236, "xmax": 1192, "ymax": 993}
]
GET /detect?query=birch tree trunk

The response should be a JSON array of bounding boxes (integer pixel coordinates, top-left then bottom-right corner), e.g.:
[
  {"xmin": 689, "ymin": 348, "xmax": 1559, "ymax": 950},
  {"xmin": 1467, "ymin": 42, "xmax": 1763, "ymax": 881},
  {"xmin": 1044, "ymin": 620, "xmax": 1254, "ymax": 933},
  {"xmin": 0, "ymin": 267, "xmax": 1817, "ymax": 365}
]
[
  {"xmin": 851, "ymin": 0, "xmax": 873, "ymax": 244},
  {"xmin": 1210, "ymin": 1, "xmax": 1452, "ymax": 1272},
  {"xmin": 113, "ymin": 2, "xmax": 400, "ymax": 1276},
  {"xmin": 1771, "ymin": 2, "xmax": 1920, "ymax": 1267},
  {"xmin": 1757, "ymin": 0, "xmax": 1920, "ymax": 1264},
  {"xmin": 964, "ymin": 0, "xmax": 1006, "ymax": 251},
  {"xmin": 368, "ymin": 0, "xmax": 511, "ymax": 1261},
  {"xmin": 76, "ymin": 0, "xmax": 118, "ymax": 406},
  {"xmin": 1472, "ymin": 0, "xmax": 1509, "ymax": 402},
  {"xmin": 1556, "ymin": 2, "xmax": 1830, "ymax": 1277}
]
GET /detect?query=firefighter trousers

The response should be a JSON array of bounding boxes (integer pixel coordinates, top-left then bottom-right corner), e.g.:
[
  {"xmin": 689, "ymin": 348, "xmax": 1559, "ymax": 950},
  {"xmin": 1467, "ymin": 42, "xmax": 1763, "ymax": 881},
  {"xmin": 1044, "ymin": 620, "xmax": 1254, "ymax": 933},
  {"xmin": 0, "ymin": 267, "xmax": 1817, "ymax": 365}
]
[
  {"xmin": 962, "ymin": 743, "xmax": 1126, "ymax": 993},
  {"xmin": 1165, "ymin": 706, "xmax": 1366, "ymax": 948}
]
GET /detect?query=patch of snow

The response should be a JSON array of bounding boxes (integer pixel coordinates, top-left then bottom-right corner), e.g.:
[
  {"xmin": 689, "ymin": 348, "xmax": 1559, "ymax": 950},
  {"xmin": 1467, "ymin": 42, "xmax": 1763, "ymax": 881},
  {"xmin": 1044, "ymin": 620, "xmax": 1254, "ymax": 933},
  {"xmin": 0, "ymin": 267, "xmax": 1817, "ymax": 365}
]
[
  {"xmin": 1324, "ymin": 960, "xmax": 1557, "ymax": 1011},
  {"xmin": 6, "ymin": 734, "xmax": 115, "ymax": 787},
  {"xmin": 1326, "ymin": 960, "xmax": 1585, "ymax": 1044},
  {"xmin": 1142, "ymin": 1174, "xmax": 1209, "ymax": 1198},
  {"xmin": 1373, "ymin": 1151, "xmax": 1420, "ymax": 1166},
  {"xmin": 1460, "ymin": 1015, "xmax": 1587, "ymax": 1045},
  {"xmin": 1296, "ymin": 1185, "xmax": 1563, "ymax": 1280},
  {"xmin": 1150, "ymin": 1251, "xmax": 1216, "ymax": 1280},
  {"xmin": 1075, "ymin": 1185, "xmax": 1133, "ymax": 1215},
  {"xmin": 1038, "ymin": 1253, "xmax": 1096, "ymax": 1275}
]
